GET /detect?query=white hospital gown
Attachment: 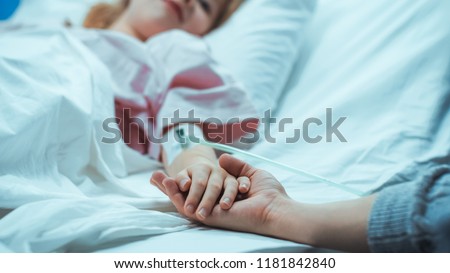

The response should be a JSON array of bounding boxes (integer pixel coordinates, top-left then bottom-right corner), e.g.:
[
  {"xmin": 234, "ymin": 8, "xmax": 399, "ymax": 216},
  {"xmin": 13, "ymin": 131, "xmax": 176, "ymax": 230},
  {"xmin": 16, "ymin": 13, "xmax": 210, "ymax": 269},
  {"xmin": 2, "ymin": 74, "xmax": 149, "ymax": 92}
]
[{"xmin": 73, "ymin": 29, "xmax": 259, "ymax": 160}]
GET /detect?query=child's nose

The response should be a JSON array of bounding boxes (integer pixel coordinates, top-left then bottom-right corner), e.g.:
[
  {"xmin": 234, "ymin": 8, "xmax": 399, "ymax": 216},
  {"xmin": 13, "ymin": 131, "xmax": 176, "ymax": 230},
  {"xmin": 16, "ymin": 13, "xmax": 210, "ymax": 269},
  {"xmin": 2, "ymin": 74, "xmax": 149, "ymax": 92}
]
[
  {"xmin": 184, "ymin": 0, "xmax": 195, "ymax": 9},
  {"xmin": 182, "ymin": 0, "xmax": 195, "ymax": 18}
]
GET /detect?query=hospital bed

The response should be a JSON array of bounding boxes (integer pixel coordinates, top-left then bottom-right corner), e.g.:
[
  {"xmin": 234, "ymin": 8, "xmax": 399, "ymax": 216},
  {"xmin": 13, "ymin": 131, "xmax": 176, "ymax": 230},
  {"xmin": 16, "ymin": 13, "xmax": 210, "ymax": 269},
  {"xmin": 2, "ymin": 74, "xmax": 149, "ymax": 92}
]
[{"xmin": 0, "ymin": 0, "xmax": 449, "ymax": 253}]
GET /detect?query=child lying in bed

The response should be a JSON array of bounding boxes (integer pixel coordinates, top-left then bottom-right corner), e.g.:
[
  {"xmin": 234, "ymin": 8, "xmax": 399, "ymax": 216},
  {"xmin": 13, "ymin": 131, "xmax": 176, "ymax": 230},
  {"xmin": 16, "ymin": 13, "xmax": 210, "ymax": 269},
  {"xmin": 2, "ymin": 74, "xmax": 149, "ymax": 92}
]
[{"xmin": 80, "ymin": 0, "xmax": 255, "ymax": 220}]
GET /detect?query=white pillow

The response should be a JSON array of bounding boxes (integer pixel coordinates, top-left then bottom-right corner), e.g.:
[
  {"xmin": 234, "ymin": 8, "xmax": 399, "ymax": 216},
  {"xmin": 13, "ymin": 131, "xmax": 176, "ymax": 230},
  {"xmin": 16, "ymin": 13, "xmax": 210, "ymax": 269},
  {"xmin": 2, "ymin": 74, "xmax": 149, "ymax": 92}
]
[
  {"xmin": 206, "ymin": 0, "xmax": 316, "ymax": 115},
  {"xmin": 252, "ymin": 0, "xmax": 450, "ymax": 192}
]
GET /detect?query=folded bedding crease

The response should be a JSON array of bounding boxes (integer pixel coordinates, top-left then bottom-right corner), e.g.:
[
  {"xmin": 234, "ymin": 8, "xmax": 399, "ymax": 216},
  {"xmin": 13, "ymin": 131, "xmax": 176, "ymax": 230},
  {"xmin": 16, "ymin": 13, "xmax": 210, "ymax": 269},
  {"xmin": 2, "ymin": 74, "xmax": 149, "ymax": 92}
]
[{"xmin": 0, "ymin": 28, "xmax": 191, "ymax": 252}]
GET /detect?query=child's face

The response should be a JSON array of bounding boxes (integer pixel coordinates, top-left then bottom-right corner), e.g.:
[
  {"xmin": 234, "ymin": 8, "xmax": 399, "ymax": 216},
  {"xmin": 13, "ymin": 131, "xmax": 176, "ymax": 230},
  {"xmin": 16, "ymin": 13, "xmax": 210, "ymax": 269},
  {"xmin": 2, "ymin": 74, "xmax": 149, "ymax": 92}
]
[{"xmin": 124, "ymin": 0, "xmax": 227, "ymax": 40}]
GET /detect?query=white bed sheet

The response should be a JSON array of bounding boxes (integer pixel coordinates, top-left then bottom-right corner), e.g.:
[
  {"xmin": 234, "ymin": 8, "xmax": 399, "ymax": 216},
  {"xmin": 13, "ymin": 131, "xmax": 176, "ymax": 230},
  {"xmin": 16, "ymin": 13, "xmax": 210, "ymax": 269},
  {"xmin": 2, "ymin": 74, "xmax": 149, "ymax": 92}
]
[
  {"xmin": 94, "ymin": 157, "xmax": 357, "ymax": 253},
  {"xmin": 0, "ymin": 27, "xmax": 197, "ymax": 253},
  {"xmin": 97, "ymin": 171, "xmax": 325, "ymax": 253}
]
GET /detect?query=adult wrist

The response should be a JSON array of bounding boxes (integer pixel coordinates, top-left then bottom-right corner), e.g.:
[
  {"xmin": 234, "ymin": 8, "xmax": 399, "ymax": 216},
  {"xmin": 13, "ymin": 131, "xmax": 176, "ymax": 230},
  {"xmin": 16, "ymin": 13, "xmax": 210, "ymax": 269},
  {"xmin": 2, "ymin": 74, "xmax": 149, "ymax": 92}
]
[{"xmin": 266, "ymin": 197, "xmax": 316, "ymax": 245}]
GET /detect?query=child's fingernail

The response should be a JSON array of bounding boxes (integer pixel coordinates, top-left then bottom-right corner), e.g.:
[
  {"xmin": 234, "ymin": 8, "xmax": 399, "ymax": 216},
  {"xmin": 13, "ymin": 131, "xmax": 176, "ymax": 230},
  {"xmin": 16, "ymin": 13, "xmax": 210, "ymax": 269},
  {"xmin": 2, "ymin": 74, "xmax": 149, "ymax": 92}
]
[
  {"xmin": 180, "ymin": 178, "xmax": 190, "ymax": 189},
  {"xmin": 197, "ymin": 208, "xmax": 207, "ymax": 219},
  {"xmin": 186, "ymin": 204, "xmax": 195, "ymax": 214},
  {"xmin": 241, "ymin": 184, "xmax": 248, "ymax": 190},
  {"xmin": 222, "ymin": 198, "xmax": 231, "ymax": 206}
]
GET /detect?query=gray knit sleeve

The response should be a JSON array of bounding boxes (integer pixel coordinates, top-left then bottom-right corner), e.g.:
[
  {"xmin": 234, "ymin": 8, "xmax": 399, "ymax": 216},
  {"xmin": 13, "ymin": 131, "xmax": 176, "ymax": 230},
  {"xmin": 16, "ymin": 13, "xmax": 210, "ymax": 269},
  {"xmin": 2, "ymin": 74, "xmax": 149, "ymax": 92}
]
[{"xmin": 368, "ymin": 166, "xmax": 450, "ymax": 252}]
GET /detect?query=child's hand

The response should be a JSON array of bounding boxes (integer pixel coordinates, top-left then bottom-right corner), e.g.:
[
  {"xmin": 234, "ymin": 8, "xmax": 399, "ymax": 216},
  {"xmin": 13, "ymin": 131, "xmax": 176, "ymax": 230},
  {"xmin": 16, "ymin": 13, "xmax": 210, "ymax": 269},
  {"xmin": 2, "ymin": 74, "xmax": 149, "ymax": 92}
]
[{"xmin": 151, "ymin": 162, "xmax": 250, "ymax": 220}]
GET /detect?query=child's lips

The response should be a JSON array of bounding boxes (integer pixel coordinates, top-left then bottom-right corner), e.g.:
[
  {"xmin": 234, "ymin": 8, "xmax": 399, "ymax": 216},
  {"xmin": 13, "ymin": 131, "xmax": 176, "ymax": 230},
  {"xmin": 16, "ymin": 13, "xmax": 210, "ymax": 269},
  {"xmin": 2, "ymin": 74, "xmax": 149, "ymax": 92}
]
[{"xmin": 164, "ymin": 0, "xmax": 184, "ymax": 23}]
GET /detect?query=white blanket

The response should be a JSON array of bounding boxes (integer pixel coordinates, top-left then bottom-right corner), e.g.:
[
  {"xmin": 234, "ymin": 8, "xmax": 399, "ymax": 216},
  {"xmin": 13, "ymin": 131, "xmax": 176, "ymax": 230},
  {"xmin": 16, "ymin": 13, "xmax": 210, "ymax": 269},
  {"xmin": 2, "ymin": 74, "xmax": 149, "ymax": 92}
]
[{"xmin": 0, "ymin": 28, "xmax": 190, "ymax": 252}]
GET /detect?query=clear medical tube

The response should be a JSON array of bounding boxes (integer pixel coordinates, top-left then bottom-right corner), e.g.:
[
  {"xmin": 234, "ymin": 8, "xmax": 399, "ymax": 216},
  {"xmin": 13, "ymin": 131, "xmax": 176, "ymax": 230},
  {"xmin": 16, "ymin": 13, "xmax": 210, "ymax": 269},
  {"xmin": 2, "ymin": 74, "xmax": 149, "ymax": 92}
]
[{"xmin": 198, "ymin": 140, "xmax": 365, "ymax": 197}]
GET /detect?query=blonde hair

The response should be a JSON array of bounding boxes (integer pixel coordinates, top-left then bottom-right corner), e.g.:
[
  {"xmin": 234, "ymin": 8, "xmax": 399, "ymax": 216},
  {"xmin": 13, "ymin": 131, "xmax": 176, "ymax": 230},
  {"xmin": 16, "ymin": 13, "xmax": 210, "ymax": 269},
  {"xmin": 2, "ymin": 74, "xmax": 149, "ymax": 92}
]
[
  {"xmin": 83, "ymin": 0, "xmax": 243, "ymax": 30},
  {"xmin": 83, "ymin": 0, "xmax": 129, "ymax": 29}
]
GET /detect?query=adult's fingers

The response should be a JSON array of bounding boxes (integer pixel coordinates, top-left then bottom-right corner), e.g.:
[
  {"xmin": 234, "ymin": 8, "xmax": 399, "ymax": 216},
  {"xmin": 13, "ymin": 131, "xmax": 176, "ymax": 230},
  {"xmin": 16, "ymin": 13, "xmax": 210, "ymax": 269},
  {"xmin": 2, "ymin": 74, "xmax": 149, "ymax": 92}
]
[
  {"xmin": 219, "ymin": 176, "xmax": 239, "ymax": 210},
  {"xmin": 150, "ymin": 171, "xmax": 169, "ymax": 195},
  {"xmin": 162, "ymin": 178, "xmax": 187, "ymax": 216},
  {"xmin": 218, "ymin": 154, "xmax": 257, "ymax": 178},
  {"xmin": 174, "ymin": 169, "xmax": 191, "ymax": 192},
  {"xmin": 237, "ymin": 176, "xmax": 251, "ymax": 194}
]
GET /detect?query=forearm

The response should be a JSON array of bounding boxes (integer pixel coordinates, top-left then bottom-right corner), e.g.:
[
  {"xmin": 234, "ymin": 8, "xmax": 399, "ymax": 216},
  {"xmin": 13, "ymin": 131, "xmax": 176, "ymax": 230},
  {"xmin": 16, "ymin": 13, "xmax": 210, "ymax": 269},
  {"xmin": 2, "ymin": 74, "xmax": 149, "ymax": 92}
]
[{"xmin": 268, "ymin": 195, "xmax": 376, "ymax": 252}]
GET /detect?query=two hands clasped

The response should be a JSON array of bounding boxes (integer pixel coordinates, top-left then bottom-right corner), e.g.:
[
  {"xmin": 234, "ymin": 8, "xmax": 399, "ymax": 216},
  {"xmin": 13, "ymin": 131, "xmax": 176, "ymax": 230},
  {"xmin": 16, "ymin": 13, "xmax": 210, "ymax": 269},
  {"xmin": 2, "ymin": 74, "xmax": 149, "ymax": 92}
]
[{"xmin": 151, "ymin": 154, "xmax": 289, "ymax": 235}]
